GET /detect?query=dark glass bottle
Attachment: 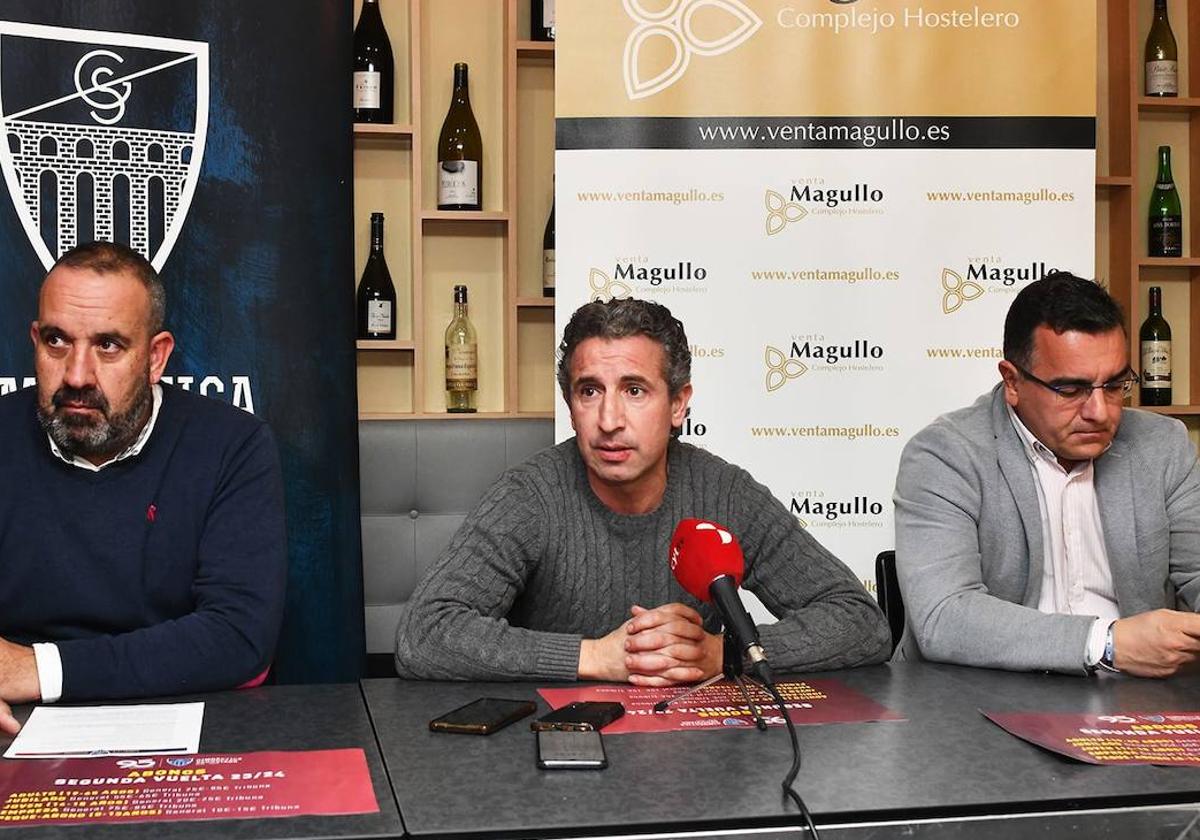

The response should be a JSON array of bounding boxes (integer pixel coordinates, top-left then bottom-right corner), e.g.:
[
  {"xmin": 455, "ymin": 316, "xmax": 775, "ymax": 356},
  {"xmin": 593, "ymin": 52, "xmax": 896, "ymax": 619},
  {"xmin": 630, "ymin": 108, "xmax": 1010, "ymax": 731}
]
[
  {"xmin": 1145, "ymin": 0, "xmax": 1178, "ymax": 97},
  {"xmin": 1139, "ymin": 286, "xmax": 1172, "ymax": 406},
  {"xmin": 531, "ymin": 0, "xmax": 555, "ymax": 41},
  {"xmin": 436, "ymin": 63, "xmax": 483, "ymax": 211},
  {"xmin": 1148, "ymin": 145, "xmax": 1182, "ymax": 257},
  {"xmin": 353, "ymin": 0, "xmax": 394, "ymax": 124},
  {"xmin": 542, "ymin": 198, "xmax": 555, "ymax": 298},
  {"xmin": 356, "ymin": 213, "xmax": 397, "ymax": 340}
]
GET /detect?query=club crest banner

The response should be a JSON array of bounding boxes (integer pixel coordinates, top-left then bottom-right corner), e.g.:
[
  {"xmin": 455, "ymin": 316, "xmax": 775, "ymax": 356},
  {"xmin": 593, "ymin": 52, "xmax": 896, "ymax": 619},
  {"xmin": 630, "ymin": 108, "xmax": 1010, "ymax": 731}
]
[
  {"xmin": 0, "ymin": 22, "xmax": 208, "ymax": 271},
  {"xmin": 0, "ymin": 4, "xmax": 362, "ymax": 682},
  {"xmin": 555, "ymin": 0, "xmax": 1096, "ymax": 604}
]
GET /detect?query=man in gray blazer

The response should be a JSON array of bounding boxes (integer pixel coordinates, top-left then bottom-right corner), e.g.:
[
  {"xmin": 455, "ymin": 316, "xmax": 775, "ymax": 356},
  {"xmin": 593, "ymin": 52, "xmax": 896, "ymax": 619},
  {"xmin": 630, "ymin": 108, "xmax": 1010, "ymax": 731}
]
[{"xmin": 894, "ymin": 272, "xmax": 1200, "ymax": 677}]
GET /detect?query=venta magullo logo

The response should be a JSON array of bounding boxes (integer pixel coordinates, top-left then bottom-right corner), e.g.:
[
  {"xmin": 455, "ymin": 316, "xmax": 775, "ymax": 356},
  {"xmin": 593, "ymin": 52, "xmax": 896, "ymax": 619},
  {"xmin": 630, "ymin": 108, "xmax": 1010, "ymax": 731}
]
[
  {"xmin": 791, "ymin": 491, "xmax": 885, "ymax": 530},
  {"xmin": 622, "ymin": 0, "xmax": 762, "ymax": 100},
  {"xmin": 765, "ymin": 336, "xmax": 886, "ymax": 392},
  {"xmin": 766, "ymin": 181, "xmax": 885, "ymax": 235},
  {"xmin": 941, "ymin": 259, "xmax": 1056, "ymax": 314}
]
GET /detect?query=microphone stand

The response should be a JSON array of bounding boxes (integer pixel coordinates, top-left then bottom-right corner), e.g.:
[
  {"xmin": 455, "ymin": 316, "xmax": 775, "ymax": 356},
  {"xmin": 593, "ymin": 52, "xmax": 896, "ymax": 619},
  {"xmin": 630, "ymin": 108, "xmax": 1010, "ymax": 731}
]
[{"xmin": 652, "ymin": 632, "xmax": 769, "ymax": 731}]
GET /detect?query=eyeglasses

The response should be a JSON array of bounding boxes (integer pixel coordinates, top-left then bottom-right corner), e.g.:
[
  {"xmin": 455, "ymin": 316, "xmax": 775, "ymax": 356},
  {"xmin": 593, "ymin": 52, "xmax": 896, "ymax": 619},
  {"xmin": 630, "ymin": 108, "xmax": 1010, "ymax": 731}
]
[{"xmin": 1014, "ymin": 364, "xmax": 1137, "ymax": 404}]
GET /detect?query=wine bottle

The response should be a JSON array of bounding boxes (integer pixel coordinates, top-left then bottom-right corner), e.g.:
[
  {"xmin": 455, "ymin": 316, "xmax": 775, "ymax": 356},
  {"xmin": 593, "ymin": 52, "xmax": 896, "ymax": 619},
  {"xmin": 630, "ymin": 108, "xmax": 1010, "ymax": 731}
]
[
  {"xmin": 542, "ymin": 198, "xmax": 555, "ymax": 298},
  {"xmin": 357, "ymin": 212, "xmax": 397, "ymax": 340},
  {"xmin": 353, "ymin": 0, "xmax": 394, "ymax": 124},
  {"xmin": 1145, "ymin": 0, "xmax": 1178, "ymax": 97},
  {"xmin": 532, "ymin": 0, "xmax": 555, "ymax": 41},
  {"xmin": 437, "ymin": 63, "xmax": 483, "ymax": 211},
  {"xmin": 1140, "ymin": 286, "xmax": 1172, "ymax": 406},
  {"xmin": 1148, "ymin": 146, "xmax": 1183, "ymax": 258},
  {"xmin": 445, "ymin": 285, "xmax": 478, "ymax": 413}
]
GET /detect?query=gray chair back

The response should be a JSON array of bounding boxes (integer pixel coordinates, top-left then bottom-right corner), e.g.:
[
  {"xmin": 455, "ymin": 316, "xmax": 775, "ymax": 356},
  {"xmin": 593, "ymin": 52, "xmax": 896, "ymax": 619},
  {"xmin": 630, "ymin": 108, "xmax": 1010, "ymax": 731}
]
[{"xmin": 358, "ymin": 420, "xmax": 555, "ymax": 654}]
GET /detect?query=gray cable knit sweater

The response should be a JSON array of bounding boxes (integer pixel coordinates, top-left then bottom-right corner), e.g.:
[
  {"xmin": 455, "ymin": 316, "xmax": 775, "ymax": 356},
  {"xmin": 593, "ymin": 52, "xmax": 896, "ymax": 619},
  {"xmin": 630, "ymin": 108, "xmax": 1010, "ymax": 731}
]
[{"xmin": 393, "ymin": 438, "xmax": 891, "ymax": 680}]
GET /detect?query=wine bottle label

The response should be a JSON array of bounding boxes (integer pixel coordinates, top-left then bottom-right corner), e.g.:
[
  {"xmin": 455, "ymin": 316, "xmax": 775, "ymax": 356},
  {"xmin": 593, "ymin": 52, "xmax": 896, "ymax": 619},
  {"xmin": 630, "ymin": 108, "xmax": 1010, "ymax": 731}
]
[
  {"xmin": 354, "ymin": 71, "xmax": 382, "ymax": 109},
  {"xmin": 543, "ymin": 248, "xmax": 556, "ymax": 291},
  {"xmin": 367, "ymin": 300, "xmax": 392, "ymax": 333},
  {"xmin": 1146, "ymin": 61, "xmax": 1178, "ymax": 95},
  {"xmin": 545, "ymin": 0, "xmax": 556, "ymax": 28},
  {"xmin": 1149, "ymin": 216, "xmax": 1182, "ymax": 256},
  {"xmin": 446, "ymin": 344, "xmax": 478, "ymax": 390},
  {"xmin": 438, "ymin": 161, "xmax": 479, "ymax": 207},
  {"xmin": 1141, "ymin": 340, "xmax": 1172, "ymax": 385}
]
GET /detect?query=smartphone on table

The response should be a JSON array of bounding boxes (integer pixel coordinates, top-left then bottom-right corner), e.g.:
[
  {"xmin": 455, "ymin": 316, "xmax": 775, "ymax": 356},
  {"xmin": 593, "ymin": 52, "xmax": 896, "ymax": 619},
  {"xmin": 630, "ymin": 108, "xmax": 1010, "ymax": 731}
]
[
  {"xmin": 536, "ymin": 729, "xmax": 607, "ymax": 770},
  {"xmin": 530, "ymin": 700, "xmax": 624, "ymax": 732},
  {"xmin": 428, "ymin": 697, "xmax": 536, "ymax": 735}
]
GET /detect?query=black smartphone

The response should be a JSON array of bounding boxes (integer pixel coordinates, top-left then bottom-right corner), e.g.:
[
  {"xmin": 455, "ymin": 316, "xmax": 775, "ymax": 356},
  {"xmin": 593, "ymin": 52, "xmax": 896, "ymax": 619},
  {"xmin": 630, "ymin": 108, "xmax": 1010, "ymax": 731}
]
[
  {"xmin": 536, "ymin": 729, "xmax": 607, "ymax": 770},
  {"xmin": 429, "ymin": 697, "xmax": 536, "ymax": 735},
  {"xmin": 530, "ymin": 700, "xmax": 624, "ymax": 732}
]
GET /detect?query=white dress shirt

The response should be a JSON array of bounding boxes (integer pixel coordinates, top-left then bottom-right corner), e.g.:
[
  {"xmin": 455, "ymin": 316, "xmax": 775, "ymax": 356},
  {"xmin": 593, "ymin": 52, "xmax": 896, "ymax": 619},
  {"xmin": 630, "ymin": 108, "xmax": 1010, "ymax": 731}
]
[
  {"xmin": 32, "ymin": 385, "xmax": 163, "ymax": 703},
  {"xmin": 1007, "ymin": 406, "xmax": 1118, "ymax": 667}
]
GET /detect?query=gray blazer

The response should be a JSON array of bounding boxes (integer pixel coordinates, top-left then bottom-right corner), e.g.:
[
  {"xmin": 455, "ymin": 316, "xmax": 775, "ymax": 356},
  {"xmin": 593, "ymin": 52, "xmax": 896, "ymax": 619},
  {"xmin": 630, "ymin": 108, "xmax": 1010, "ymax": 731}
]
[{"xmin": 893, "ymin": 384, "xmax": 1200, "ymax": 674}]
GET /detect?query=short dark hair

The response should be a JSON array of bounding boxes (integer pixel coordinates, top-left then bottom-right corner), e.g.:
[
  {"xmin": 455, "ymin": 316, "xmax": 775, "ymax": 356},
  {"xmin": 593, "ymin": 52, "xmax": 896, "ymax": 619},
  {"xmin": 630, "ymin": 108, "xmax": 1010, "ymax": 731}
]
[
  {"xmin": 1002, "ymin": 272, "xmax": 1125, "ymax": 369},
  {"xmin": 49, "ymin": 241, "xmax": 166, "ymax": 334},
  {"xmin": 556, "ymin": 298, "xmax": 691, "ymax": 402}
]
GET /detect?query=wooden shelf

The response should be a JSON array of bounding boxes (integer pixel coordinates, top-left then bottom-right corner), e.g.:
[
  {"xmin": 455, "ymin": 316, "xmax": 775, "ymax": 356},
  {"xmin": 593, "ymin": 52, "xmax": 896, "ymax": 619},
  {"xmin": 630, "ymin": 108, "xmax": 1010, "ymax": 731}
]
[
  {"xmin": 1104, "ymin": 3, "xmax": 1200, "ymax": 410},
  {"xmin": 1137, "ymin": 257, "xmax": 1200, "ymax": 267},
  {"xmin": 353, "ymin": 123, "xmax": 414, "ymax": 138},
  {"xmin": 359, "ymin": 410, "xmax": 554, "ymax": 421},
  {"xmin": 356, "ymin": 339, "xmax": 415, "ymax": 351},
  {"xmin": 515, "ymin": 40, "xmax": 555, "ymax": 58},
  {"xmin": 1137, "ymin": 96, "xmax": 1200, "ymax": 112},
  {"xmin": 352, "ymin": 0, "xmax": 559, "ymax": 419},
  {"xmin": 1139, "ymin": 405, "xmax": 1200, "ymax": 417},
  {"xmin": 420, "ymin": 210, "xmax": 509, "ymax": 223}
]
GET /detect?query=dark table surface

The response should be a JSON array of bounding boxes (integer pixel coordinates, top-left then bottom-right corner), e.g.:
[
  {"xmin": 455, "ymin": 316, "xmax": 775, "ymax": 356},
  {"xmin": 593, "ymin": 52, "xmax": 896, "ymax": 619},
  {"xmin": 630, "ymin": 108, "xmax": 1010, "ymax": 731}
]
[
  {"xmin": 363, "ymin": 663, "xmax": 1200, "ymax": 838},
  {"xmin": 0, "ymin": 683, "xmax": 404, "ymax": 838}
]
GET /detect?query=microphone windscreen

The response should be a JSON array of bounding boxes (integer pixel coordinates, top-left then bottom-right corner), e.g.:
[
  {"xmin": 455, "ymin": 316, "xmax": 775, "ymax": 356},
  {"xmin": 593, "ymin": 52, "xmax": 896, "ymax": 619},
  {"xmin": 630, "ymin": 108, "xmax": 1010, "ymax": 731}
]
[{"xmin": 669, "ymin": 518, "xmax": 745, "ymax": 602}]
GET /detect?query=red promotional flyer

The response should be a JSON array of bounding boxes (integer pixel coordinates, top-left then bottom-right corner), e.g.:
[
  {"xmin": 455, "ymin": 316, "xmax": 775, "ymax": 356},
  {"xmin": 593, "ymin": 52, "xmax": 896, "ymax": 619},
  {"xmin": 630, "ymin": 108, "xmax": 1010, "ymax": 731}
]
[
  {"xmin": 983, "ymin": 711, "xmax": 1200, "ymax": 767},
  {"xmin": 0, "ymin": 749, "xmax": 379, "ymax": 828},
  {"xmin": 539, "ymin": 679, "xmax": 903, "ymax": 734}
]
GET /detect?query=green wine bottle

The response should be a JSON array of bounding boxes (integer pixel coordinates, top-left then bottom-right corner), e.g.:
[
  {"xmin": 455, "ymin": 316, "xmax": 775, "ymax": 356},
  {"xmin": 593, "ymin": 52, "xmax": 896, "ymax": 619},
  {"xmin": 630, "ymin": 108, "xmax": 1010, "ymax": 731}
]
[
  {"xmin": 437, "ymin": 63, "xmax": 484, "ymax": 211},
  {"xmin": 353, "ymin": 0, "xmax": 394, "ymax": 123},
  {"xmin": 1140, "ymin": 286, "xmax": 1172, "ymax": 406},
  {"xmin": 356, "ymin": 212, "xmax": 397, "ymax": 340},
  {"xmin": 1145, "ymin": 0, "xmax": 1178, "ymax": 97},
  {"xmin": 1148, "ymin": 145, "xmax": 1182, "ymax": 257},
  {"xmin": 542, "ymin": 198, "xmax": 555, "ymax": 298}
]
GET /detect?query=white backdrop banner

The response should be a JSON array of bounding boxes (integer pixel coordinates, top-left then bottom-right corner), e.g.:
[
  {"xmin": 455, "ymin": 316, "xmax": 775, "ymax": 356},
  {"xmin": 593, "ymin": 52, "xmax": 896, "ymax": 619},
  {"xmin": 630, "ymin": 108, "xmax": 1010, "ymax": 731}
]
[{"xmin": 555, "ymin": 0, "xmax": 1096, "ymax": 601}]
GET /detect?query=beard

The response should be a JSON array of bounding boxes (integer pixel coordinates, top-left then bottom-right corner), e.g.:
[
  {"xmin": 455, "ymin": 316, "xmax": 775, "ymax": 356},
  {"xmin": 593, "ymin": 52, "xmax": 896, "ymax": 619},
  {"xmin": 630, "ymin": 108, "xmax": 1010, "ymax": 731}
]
[{"xmin": 37, "ymin": 377, "xmax": 153, "ymax": 462}]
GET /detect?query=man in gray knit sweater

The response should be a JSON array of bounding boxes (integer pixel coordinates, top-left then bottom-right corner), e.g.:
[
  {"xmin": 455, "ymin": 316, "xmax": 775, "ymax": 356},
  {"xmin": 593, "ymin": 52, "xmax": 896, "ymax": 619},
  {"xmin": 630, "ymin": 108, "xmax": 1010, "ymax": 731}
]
[{"xmin": 394, "ymin": 298, "xmax": 891, "ymax": 683}]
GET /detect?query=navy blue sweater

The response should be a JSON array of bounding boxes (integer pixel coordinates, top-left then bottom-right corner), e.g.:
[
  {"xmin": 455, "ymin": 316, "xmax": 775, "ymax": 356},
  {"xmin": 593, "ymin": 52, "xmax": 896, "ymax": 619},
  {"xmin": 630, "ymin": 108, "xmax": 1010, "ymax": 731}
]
[{"xmin": 0, "ymin": 384, "xmax": 287, "ymax": 701}]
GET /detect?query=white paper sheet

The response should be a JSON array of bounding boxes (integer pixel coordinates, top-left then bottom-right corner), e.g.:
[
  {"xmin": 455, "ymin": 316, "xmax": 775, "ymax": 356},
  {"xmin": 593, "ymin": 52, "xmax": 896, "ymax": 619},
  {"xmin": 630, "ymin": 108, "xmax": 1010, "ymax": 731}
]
[{"xmin": 4, "ymin": 702, "xmax": 204, "ymax": 759}]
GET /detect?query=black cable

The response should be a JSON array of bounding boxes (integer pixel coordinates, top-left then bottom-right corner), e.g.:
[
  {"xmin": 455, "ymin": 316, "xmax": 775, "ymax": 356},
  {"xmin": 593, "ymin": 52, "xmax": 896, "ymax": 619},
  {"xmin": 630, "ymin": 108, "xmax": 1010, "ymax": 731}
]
[{"xmin": 761, "ymin": 675, "xmax": 821, "ymax": 838}]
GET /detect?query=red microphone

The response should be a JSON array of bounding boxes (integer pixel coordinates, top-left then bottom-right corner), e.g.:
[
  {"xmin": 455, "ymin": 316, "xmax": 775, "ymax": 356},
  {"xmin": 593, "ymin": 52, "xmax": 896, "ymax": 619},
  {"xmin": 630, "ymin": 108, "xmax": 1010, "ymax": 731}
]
[
  {"xmin": 669, "ymin": 518, "xmax": 744, "ymax": 597},
  {"xmin": 670, "ymin": 519, "xmax": 771, "ymax": 679}
]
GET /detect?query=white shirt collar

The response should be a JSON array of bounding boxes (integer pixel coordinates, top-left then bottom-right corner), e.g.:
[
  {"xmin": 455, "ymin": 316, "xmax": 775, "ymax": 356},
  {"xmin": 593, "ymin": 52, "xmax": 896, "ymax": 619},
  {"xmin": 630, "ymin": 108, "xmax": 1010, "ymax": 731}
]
[
  {"xmin": 47, "ymin": 383, "xmax": 163, "ymax": 472},
  {"xmin": 1007, "ymin": 404, "xmax": 1056, "ymax": 465},
  {"xmin": 1006, "ymin": 403, "xmax": 1097, "ymax": 476}
]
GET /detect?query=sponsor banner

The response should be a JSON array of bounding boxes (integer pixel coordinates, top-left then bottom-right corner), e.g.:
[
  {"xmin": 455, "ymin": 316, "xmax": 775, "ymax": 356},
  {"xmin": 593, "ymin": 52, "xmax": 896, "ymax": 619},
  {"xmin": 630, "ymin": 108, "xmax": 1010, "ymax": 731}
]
[
  {"xmin": 556, "ymin": 1, "xmax": 1095, "ymax": 601},
  {"xmin": 558, "ymin": 0, "xmax": 1093, "ymax": 117},
  {"xmin": 558, "ymin": 116, "xmax": 1095, "ymax": 150},
  {"xmin": 0, "ymin": 750, "xmax": 379, "ymax": 827},
  {"xmin": 0, "ymin": 5, "xmax": 362, "ymax": 682},
  {"xmin": 984, "ymin": 711, "xmax": 1200, "ymax": 767},
  {"xmin": 539, "ymin": 679, "xmax": 903, "ymax": 734}
]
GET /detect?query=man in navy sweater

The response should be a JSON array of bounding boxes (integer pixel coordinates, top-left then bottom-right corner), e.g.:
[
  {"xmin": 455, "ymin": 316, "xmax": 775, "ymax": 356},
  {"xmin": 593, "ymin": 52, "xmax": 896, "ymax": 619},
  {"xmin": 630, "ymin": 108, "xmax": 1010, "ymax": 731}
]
[{"xmin": 0, "ymin": 242, "xmax": 287, "ymax": 732}]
